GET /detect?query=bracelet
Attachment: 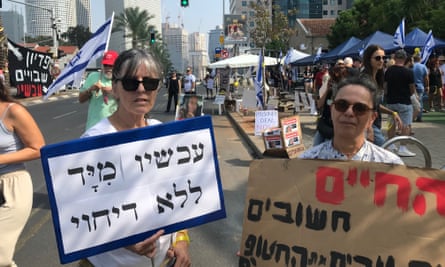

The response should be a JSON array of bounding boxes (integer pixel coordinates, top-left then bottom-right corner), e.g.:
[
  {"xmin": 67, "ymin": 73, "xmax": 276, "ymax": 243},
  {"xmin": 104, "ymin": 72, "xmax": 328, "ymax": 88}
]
[
  {"xmin": 173, "ymin": 231, "xmax": 190, "ymax": 247},
  {"xmin": 392, "ymin": 111, "xmax": 398, "ymax": 116}
]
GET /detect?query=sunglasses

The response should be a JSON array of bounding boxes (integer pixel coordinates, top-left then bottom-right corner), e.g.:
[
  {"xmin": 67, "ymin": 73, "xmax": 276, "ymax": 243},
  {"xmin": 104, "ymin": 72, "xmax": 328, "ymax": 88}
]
[
  {"xmin": 373, "ymin": 56, "xmax": 386, "ymax": 61},
  {"xmin": 332, "ymin": 99, "xmax": 373, "ymax": 116},
  {"xmin": 116, "ymin": 77, "xmax": 160, "ymax": 92}
]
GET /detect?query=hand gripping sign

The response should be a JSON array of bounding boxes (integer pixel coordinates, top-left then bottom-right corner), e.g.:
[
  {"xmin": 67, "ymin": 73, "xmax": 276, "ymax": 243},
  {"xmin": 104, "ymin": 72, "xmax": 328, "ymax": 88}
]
[{"xmin": 40, "ymin": 116, "xmax": 226, "ymax": 263}]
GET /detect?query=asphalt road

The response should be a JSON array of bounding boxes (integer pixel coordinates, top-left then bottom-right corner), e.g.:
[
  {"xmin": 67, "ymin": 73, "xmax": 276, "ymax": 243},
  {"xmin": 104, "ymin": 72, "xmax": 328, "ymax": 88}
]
[{"xmin": 13, "ymin": 87, "xmax": 252, "ymax": 267}]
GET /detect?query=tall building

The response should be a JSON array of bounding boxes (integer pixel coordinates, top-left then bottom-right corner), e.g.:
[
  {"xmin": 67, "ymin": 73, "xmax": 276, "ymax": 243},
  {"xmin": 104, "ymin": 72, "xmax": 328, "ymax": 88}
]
[
  {"xmin": 26, "ymin": 0, "xmax": 76, "ymax": 37},
  {"xmin": 105, "ymin": 0, "xmax": 162, "ymax": 52},
  {"xmin": 208, "ymin": 26, "xmax": 224, "ymax": 63},
  {"xmin": 162, "ymin": 23, "xmax": 189, "ymax": 74},
  {"xmin": 76, "ymin": 0, "xmax": 91, "ymax": 29},
  {"xmin": 1, "ymin": 10, "xmax": 25, "ymax": 43},
  {"xmin": 189, "ymin": 32, "xmax": 209, "ymax": 80}
]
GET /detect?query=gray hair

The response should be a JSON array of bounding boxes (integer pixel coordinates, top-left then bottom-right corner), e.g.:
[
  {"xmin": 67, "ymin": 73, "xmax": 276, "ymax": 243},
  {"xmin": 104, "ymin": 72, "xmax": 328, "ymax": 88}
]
[{"xmin": 112, "ymin": 49, "xmax": 162, "ymax": 86}]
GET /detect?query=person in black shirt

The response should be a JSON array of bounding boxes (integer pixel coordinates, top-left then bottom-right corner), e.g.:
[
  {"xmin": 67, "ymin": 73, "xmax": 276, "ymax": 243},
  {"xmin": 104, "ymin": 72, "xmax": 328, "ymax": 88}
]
[{"xmin": 165, "ymin": 71, "xmax": 181, "ymax": 113}]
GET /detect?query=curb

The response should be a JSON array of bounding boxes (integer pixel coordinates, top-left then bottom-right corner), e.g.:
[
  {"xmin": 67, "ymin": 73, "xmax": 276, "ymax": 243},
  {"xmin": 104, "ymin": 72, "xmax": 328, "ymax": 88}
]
[{"xmin": 226, "ymin": 112, "xmax": 264, "ymax": 159}]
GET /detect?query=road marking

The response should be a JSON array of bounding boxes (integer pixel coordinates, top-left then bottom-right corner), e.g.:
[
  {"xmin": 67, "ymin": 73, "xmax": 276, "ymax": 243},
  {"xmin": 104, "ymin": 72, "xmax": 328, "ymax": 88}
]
[{"xmin": 53, "ymin": 110, "xmax": 77, "ymax": 119}]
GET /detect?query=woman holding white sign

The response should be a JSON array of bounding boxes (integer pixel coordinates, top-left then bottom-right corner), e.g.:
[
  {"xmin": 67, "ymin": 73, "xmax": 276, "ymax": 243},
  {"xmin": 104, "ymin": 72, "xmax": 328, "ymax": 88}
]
[
  {"xmin": 80, "ymin": 49, "xmax": 191, "ymax": 267},
  {"xmin": 0, "ymin": 79, "xmax": 45, "ymax": 266},
  {"xmin": 299, "ymin": 76, "xmax": 404, "ymax": 164}
]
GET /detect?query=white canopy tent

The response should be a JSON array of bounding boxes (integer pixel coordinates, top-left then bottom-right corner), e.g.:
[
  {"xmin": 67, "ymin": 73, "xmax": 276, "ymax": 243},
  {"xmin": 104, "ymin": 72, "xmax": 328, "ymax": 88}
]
[
  {"xmin": 282, "ymin": 48, "xmax": 310, "ymax": 65},
  {"xmin": 208, "ymin": 54, "xmax": 278, "ymax": 69}
]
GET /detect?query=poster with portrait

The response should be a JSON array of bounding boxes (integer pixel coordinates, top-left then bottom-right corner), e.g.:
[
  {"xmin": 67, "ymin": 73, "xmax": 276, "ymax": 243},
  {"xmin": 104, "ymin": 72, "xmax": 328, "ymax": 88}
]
[
  {"xmin": 175, "ymin": 94, "xmax": 204, "ymax": 120},
  {"xmin": 224, "ymin": 14, "xmax": 247, "ymax": 42}
]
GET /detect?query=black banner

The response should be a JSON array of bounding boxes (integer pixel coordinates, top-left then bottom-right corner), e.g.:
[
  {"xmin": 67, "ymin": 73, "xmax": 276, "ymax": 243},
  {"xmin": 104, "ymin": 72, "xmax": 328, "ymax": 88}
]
[{"xmin": 8, "ymin": 39, "xmax": 53, "ymax": 98}]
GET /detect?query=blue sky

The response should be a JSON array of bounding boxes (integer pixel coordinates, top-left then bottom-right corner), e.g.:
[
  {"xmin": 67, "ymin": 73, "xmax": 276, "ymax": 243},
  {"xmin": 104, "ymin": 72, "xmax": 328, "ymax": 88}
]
[{"xmin": 2, "ymin": 0, "xmax": 229, "ymax": 35}]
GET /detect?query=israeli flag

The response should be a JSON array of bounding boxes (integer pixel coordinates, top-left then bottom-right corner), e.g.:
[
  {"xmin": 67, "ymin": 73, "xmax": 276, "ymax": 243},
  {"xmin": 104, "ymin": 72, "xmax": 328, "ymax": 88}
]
[
  {"xmin": 421, "ymin": 30, "xmax": 435, "ymax": 64},
  {"xmin": 44, "ymin": 13, "xmax": 114, "ymax": 99},
  {"xmin": 255, "ymin": 50, "xmax": 264, "ymax": 109},
  {"xmin": 284, "ymin": 50, "xmax": 291, "ymax": 65},
  {"xmin": 393, "ymin": 18, "xmax": 405, "ymax": 48},
  {"xmin": 313, "ymin": 46, "xmax": 322, "ymax": 63}
]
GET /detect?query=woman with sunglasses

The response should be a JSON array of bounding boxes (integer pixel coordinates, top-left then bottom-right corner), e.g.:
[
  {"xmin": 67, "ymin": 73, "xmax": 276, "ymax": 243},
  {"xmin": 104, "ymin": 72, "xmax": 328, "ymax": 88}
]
[
  {"xmin": 299, "ymin": 76, "xmax": 403, "ymax": 164},
  {"xmin": 80, "ymin": 49, "xmax": 191, "ymax": 267},
  {"xmin": 361, "ymin": 44, "xmax": 402, "ymax": 146}
]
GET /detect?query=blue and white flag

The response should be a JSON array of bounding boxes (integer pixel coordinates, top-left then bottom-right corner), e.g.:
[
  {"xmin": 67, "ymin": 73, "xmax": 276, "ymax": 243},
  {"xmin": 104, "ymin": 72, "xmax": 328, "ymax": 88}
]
[
  {"xmin": 393, "ymin": 18, "xmax": 405, "ymax": 48},
  {"xmin": 421, "ymin": 30, "xmax": 435, "ymax": 64},
  {"xmin": 44, "ymin": 13, "xmax": 114, "ymax": 99},
  {"xmin": 284, "ymin": 49, "xmax": 292, "ymax": 65},
  {"xmin": 313, "ymin": 46, "xmax": 322, "ymax": 63},
  {"xmin": 255, "ymin": 50, "xmax": 264, "ymax": 109}
]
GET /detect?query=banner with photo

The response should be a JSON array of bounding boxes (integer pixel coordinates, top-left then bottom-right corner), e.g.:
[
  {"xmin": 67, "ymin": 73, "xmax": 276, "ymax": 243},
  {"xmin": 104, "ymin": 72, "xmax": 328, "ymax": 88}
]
[
  {"xmin": 7, "ymin": 39, "xmax": 53, "ymax": 97},
  {"xmin": 224, "ymin": 14, "xmax": 247, "ymax": 43}
]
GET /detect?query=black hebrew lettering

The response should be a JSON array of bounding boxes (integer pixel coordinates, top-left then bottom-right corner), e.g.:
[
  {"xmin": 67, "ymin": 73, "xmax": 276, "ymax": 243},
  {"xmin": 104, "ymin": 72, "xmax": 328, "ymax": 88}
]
[
  {"xmin": 91, "ymin": 185, "xmax": 99, "ymax": 192},
  {"xmin": 272, "ymin": 201, "xmax": 294, "ymax": 224},
  {"xmin": 376, "ymin": 255, "xmax": 395, "ymax": 267},
  {"xmin": 173, "ymin": 183, "xmax": 188, "ymax": 208},
  {"xmin": 291, "ymin": 245, "xmax": 308, "ymax": 267},
  {"xmin": 308, "ymin": 252, "xmax": 318, "ymax": 265},
  {"xmin": 112, "ymin": 206, "xmax": 120, "ymax": 218},
  {"xmin": 97, "ymin": 161, "xmax": 116, "ymax": 184},
  {"xmin": 122, "ymin": 203, "xmax": 138, "ymax": 220},
  {"xmin": 331, "ymin": 211, "xmax": 351, "ymax": 232},
  {"xmin": 247, "ymin": 199, "xmax": 263, "ymax": 221},
  {"xmin": 71, "ymin": 216, "xmax": 79, "ymax": 228},
  {"xmin": 82, "ymin": 214, "xmax": 91, "ymax": 232},
  {"xmin": 177, "ymin": 146, "xmax": 191, "ymax": 164},
  {"xmin": 135, "ymin": 154, "xmax": 143, "ymax": 172},
  {"xmin": 67, "ymin": 167, "xmax": 85, "ymax": 185},
  {"xmin": 259, "ymin": 239, "xmax": 276, "ymax": 261},
  {"xmin": 330, "ymin": 251, "xmax": 347, "ymax": 267},
  {"xmin": 157, "ymin": 193, "xmax": 174, "ymax": 213},
  {"xmin": 188, "ymin": 179, "xmax": 202, "ymax": 204},
  {"xmin": 318, "ymin": 255, "xmax": 327, "ymax": 265},
  {"xmin": 305, "ymin": 205, "xmax": 327, "ymax": 231},
  {"xmin": 191, "ymin": 142, "xmax": 204, "ymax": 163},
  {"xmin": 295, "ymin": 202, "xmax": 303, "ymax": 226},
  {"xmin": 408, "ymin": 261, "xmax": 432, "ymax": 267},
  {"xmin": 86, "ymin": 165, "xmax": 94, "ymax": 176},
  {"xmin": 354, "ymin": 255, "xmax": 372, "ymax": 267},
  {"xmin": 275, "ymin": 244, "xmax": 290, "ymax": 265},
  {"xmin": 154, "ymin": 148, "xmax": 173, "ymax": 168},
  {"xmin": 92, "ymin": 209, "xmax": 111, "ymax": 230}
]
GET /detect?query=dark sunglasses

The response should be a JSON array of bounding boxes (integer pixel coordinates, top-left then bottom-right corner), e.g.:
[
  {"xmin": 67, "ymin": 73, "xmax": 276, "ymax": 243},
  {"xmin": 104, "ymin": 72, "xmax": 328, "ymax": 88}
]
[
  {"xmin": 373, "ymin": 56, "xmax": 386, "ymax": 61},
  {"xmin": 332, "ymin": 99, "xmax": 373, "ymax": 116},
  {"xmin": 116, "ymin": 77, "xmax": 160, "ymax": 92}
]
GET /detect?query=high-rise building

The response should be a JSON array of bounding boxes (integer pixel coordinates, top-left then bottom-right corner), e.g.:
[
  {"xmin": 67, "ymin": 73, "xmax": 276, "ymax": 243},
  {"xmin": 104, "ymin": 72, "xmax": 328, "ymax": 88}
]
[
  {"xmin": 162, "ymin": 23, "xmax": 189, "ymax": 74},
  {"xmin": 208, "ymin": 26, "xmax": 224, "ymax": 63},
  {"xmin": 76, "ymin": 0, "xmax": 91, "ymax": 29},
  {"xmin": 1, "ymin": 10, "xmax": 25, "ymax": 43},
  {"xmin": 105, "ymin": 0, "xmax": 162, "ymax": 52},
  {"xmin": 189, "ymin": 32, "xmax": 209, "ymax": 79}
]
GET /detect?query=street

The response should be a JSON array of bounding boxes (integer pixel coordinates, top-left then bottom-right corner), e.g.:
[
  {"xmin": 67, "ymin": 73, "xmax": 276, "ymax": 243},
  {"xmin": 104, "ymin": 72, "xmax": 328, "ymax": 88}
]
[{"xmin": 14, "ymin": 86, "xmax": 250, "ymax": 267}]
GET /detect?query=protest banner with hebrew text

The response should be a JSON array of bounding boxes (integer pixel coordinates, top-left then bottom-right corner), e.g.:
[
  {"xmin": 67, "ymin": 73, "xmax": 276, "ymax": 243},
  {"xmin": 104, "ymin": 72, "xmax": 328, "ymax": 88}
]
[
  {"xmin": 41, "ymin": 116, "xmax": 226, "ymax": 264},
  {"xmin": 240, "ymin": 159, "xmax": 445, "ymax": 266}
]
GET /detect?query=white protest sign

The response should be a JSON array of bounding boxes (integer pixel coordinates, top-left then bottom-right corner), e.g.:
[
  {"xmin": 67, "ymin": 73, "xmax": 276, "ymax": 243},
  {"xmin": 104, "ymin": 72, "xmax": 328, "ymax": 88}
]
[
  {"xmin": 254, "ymin": 110, "xmax": 279, "ymax": 136},
  {"xmin": 41, "ymin": 116, "xmax": 226, "ymax": 263}
]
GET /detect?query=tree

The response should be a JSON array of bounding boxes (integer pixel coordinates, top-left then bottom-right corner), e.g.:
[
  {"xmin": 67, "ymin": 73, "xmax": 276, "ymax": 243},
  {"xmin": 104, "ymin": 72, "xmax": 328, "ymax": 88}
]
[
  {"xmin": 61, "ymin": 25, "xmax": 92, "ymax": 47},
  {"xmin": 113, "ymin": 7, "xmax": 156, "ymax": 48}
]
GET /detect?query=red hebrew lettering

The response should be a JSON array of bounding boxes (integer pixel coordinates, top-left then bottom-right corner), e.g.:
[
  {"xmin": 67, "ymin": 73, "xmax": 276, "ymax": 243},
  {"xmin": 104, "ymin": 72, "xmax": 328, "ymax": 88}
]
[
  {"xmin": 360, "ymin": 169, "xmax": 370, "ymax": 187},
  {"xmin": 416, "ymin": 177, "xmax": 445, "ymax": 216},
  {"xmin": 374, "ymin": 172, "xmax": 411, "ymax": 211},
  {"xmin": 316, "ymin": 167, "xmax": 344, "ymax": 205},
  {"xmin": 412, "ymin": 194, "xmax": 426, "ymax": 215},
  {"xmin": 347, "ymin": 168, "xmax": 357, "ymax": 186}
]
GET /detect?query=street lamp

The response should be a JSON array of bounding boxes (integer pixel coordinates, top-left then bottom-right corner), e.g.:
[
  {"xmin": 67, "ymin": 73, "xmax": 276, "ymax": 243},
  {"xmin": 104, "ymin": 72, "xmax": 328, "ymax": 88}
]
[{"xmin": 6, "ymin": 0, "xmax": 59, "ymax": 58}]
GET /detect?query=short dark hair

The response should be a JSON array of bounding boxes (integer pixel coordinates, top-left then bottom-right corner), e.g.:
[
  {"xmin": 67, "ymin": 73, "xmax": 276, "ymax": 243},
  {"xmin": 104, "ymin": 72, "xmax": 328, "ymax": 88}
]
[{"xmin": 335, "ymin": 76, "xmax": 378, "ymax": 110}]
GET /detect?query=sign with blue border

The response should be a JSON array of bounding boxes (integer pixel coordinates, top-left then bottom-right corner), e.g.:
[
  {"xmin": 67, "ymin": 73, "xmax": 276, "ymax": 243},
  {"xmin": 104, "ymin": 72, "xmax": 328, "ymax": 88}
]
[{"xmin": 40, "ymin": 115, "xmax": 226, "ymax": 263}]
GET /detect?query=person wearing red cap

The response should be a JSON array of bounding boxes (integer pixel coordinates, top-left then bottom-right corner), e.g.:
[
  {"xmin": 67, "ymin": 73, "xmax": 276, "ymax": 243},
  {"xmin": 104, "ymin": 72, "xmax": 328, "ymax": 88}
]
[{"xmin": 79, "ymin": 50, "xmax": 119, "ymax": 130}]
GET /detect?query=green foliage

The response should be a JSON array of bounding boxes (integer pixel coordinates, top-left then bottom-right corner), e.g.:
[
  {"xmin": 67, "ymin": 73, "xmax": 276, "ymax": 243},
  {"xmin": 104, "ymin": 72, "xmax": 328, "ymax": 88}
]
[
  {"xmin": 327, "ymin": 0, "xmax": 445, "ymax": 48},
  {"xmin": 60, "ymin": 25, "xmax": 92, "ymax": 47}
]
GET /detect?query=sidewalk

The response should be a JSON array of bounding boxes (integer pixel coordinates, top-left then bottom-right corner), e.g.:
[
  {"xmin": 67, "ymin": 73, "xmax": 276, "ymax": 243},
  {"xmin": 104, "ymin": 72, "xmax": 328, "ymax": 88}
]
[{"xmin": 227, "ymin": 109, "xmax": 445, "ymax": 169}]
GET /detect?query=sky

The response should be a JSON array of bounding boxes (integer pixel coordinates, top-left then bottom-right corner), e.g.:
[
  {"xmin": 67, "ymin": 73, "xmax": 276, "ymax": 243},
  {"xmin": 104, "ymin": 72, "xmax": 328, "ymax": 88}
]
[{"xmin": 2, "ymin": 0, "xmax": 229, "ymax": 35}]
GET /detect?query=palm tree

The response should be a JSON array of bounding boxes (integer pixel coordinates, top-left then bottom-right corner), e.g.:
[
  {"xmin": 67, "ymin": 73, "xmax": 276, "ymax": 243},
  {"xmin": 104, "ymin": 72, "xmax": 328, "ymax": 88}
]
[{"xmin": 113, "ymin": 7, "xmax": 155, "ymax": 48}]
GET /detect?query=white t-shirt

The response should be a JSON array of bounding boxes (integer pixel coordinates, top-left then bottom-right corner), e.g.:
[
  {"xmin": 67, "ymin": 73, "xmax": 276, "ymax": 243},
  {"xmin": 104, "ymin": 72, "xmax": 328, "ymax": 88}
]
[
  {"xmin": 206, "ymin": 77, "xmax": 214, "ymax": 89},
  {"xmin": 183, "ymin": 74, "xmax": 196, "ymax": 92},
  {"xmin": 82, "ymin": 118, "xmax": 175, "ymax": 267}
]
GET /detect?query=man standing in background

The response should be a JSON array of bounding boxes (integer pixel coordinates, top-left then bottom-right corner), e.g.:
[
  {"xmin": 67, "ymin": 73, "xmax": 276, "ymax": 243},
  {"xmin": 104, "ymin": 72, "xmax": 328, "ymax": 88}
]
[
  {"xmin": 412, "ymin": 54, "xmax": 429, "ymax": 122},
  {"xmin": 183, "ymin": 67, "xmax": 196, "ymax": 94}
]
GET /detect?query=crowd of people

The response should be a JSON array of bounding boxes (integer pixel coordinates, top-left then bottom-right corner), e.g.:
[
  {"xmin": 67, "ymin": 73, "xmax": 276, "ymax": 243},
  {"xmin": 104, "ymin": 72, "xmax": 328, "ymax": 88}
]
[{"xmin": 301, "ymin": 45, "xmax": 445, "ymax": 158}]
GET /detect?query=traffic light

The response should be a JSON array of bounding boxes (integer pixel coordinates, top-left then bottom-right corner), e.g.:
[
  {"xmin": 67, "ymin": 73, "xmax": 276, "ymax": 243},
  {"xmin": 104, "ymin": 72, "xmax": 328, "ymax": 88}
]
[
  {"xmin": 180, "ymin": 0, "xmax": 189, "ymax": 7},
  {"xmin": 150, "ymin": 33, "xmax": 155, "ymax": 44}
]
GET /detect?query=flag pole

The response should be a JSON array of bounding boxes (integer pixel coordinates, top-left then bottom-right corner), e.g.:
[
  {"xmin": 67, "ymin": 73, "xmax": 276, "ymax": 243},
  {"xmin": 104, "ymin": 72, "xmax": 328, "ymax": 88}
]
[
  {"xmin": 261, "ymin": 46, "xmax": 266, "ymax": 109},
  {"xmin": 104, "ymin": 12, "xmax": 115, "ymax": 52}
]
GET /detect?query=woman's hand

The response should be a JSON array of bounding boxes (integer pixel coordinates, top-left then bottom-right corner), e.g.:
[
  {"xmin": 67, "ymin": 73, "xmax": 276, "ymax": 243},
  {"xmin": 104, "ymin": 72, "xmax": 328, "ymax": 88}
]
[
  {"xmin": 166, "ymin": 241, "xmax": 191, "ymax": 267},
  {"xmin": 125, "ymin": 229, "xmax": 164, "ymax": 258}
]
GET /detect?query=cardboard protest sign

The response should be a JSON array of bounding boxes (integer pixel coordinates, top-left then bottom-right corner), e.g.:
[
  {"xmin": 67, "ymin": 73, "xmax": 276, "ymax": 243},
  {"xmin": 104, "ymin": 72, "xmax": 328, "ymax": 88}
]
[
  {"xmin": 239, "ymin": 159, "xmax": 445, "ymax": 266},
  {"xmin": 40, "ymin": 116, "xmax": 226, "ymax": 263}
]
